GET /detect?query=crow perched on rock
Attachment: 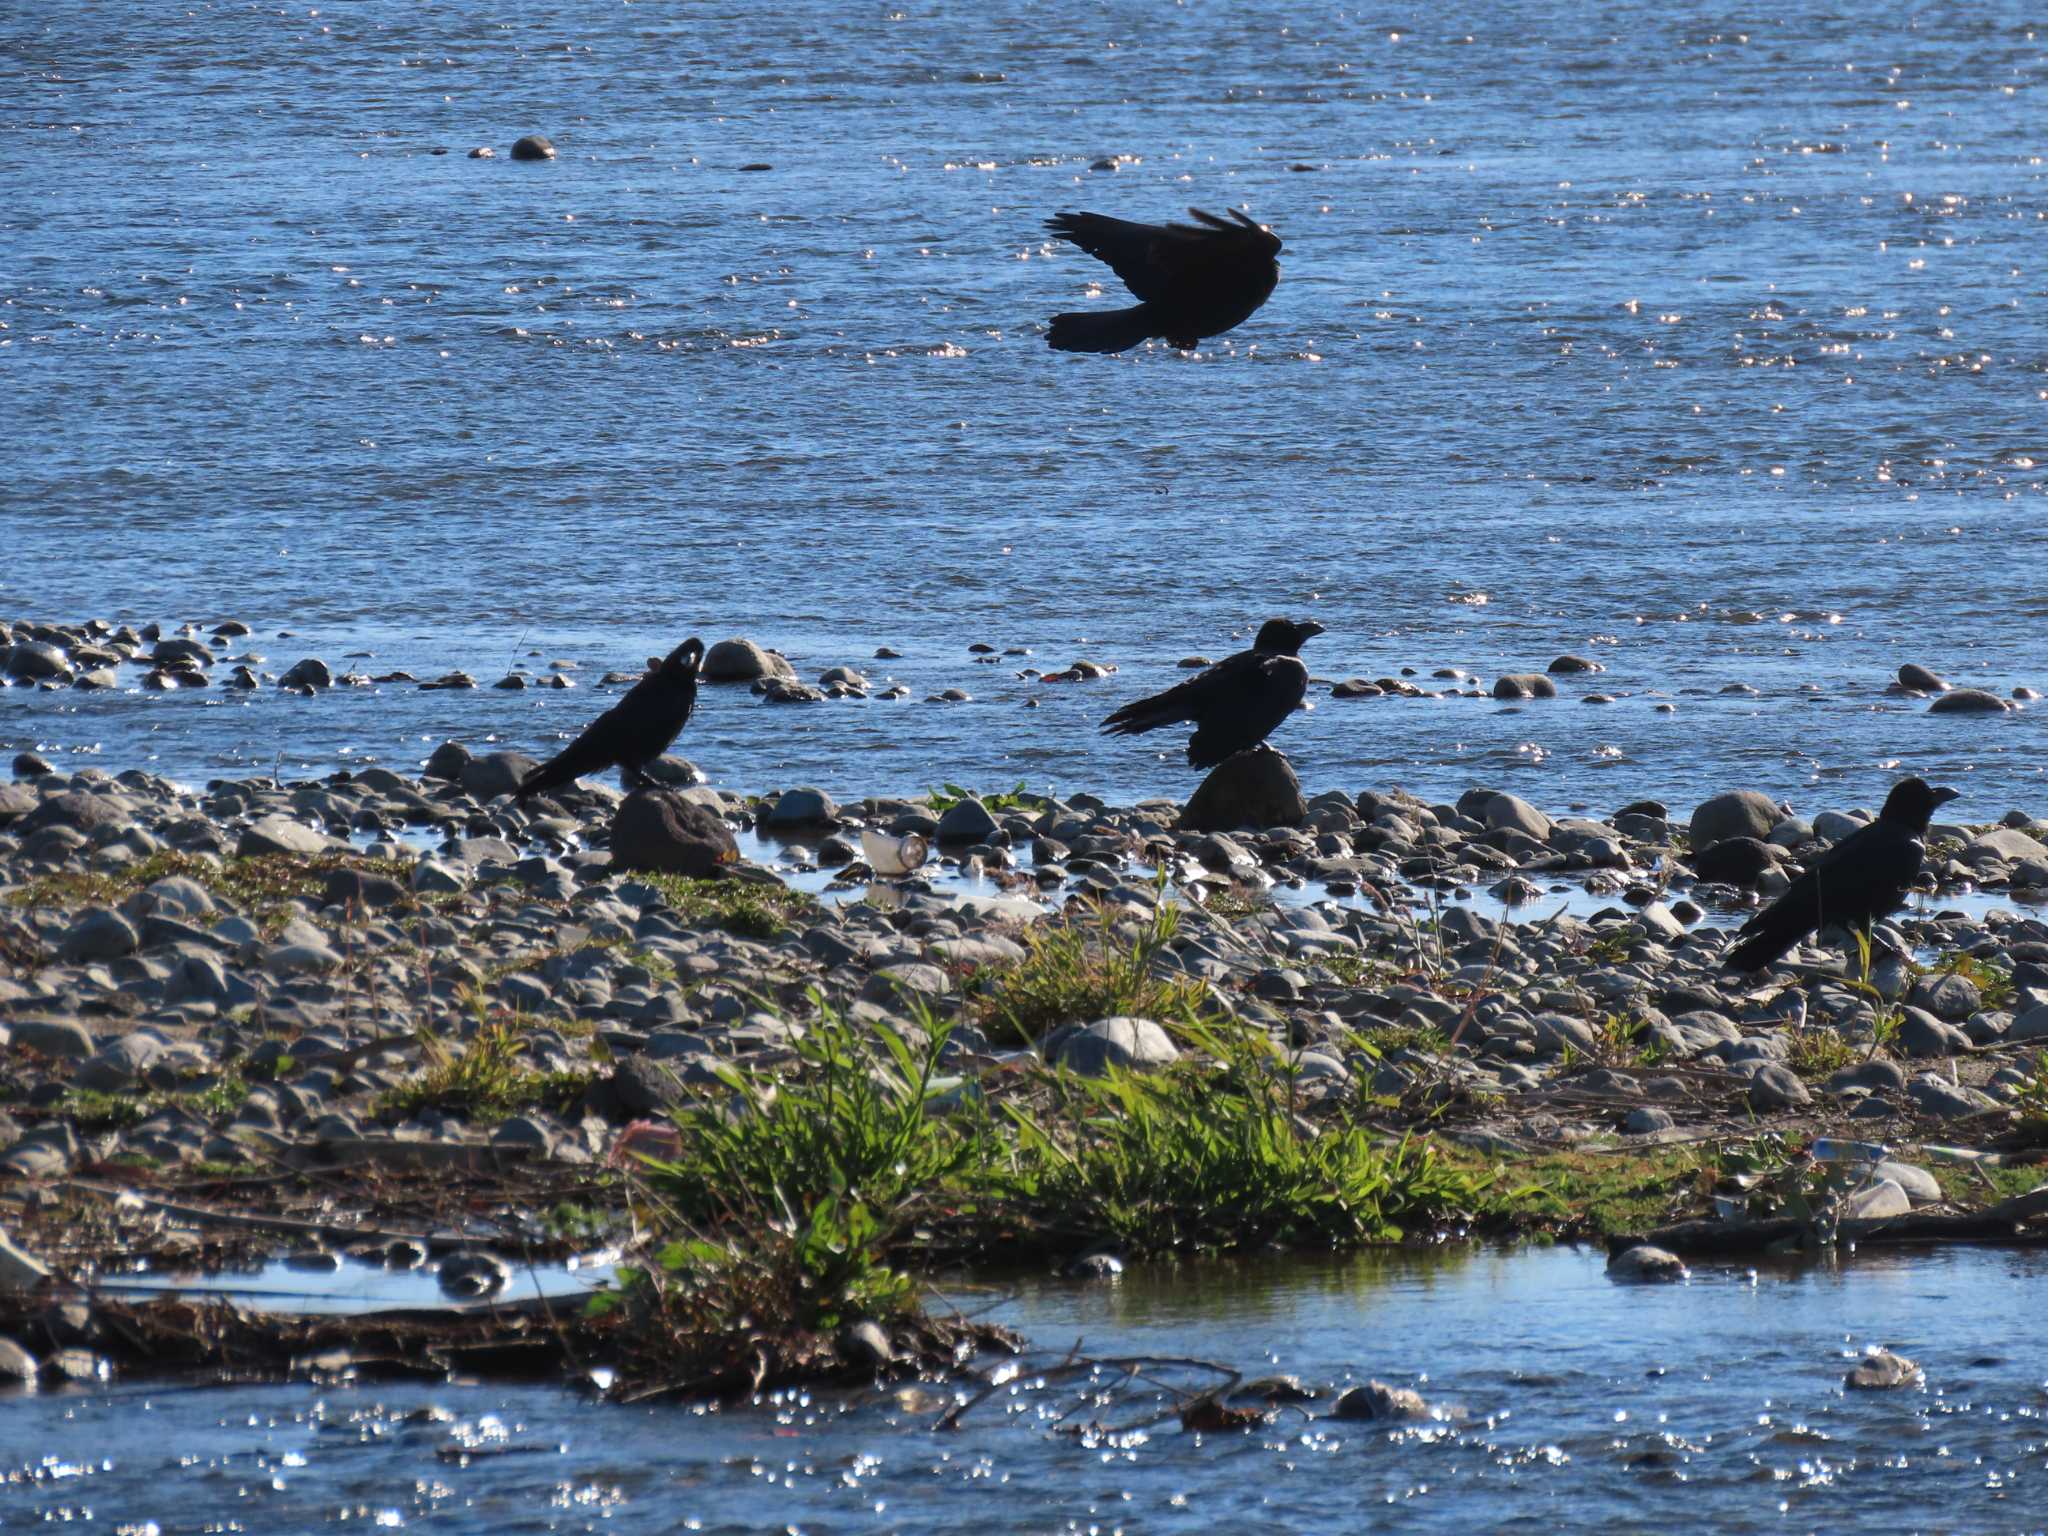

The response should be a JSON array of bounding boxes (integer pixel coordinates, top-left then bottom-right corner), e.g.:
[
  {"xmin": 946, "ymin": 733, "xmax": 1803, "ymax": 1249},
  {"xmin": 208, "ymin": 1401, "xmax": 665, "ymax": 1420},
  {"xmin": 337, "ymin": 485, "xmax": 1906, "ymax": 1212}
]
[
  {"xmin": 1101, "ymin": 618, "xmax": 1322, "ymax": 768},
  {"xmin": 515, "ymin": 637, "xmax": 704, "ymax": 802},
  {"xmin": 1043, "ymin": 207, "xmax": 1281, "ymax": 353},
  {"xmin": 1723, "ymin": 776, "xmax": 1959, "ymax": 971}
]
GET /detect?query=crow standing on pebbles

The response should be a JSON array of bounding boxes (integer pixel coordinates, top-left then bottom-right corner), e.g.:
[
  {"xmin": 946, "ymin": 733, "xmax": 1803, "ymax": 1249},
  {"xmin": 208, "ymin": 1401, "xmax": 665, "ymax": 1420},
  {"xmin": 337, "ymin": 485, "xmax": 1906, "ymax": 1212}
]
[
  {"xmin": 1042, "ymin": 207, "xmax": 1282, "ymax": 353},
  {"xmin": 1101, "ymin": 618, "xmax": 1323, "ymax": 769},
  {"xmin": 1723, "ymin": 776, "xmax": 1960, "ymax": 971},
  {"xmin": 514, "ymin": 638, "xmax": 704, "ymax": 802}
]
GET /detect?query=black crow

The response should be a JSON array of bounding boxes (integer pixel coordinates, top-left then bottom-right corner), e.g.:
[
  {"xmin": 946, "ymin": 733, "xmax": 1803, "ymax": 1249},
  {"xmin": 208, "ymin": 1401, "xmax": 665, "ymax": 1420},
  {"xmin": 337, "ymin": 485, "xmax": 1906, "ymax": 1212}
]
[
  {"xmin": 1043, "ymin": 207, "xmax": 1281, "ymax": 354},
  {"xmin": 1723, "ymin": 776, "xmax": 1959, "ymax": 971},
  {"xmin": 515, "ymin": 637, "xmax": 705, "ymax": 802},
  {"xmin": 1101, "ymin": 618, "xmax": 1323, "ymax": 768}
]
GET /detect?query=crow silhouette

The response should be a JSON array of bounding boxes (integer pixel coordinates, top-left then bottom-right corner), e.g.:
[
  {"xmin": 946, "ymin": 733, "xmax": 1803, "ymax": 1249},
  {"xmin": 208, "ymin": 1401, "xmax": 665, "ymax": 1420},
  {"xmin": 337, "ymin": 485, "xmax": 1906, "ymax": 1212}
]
[
  {"xmin": 1044, "ymin": 207, "xmax": 1281, "ymax": 353},
  {"xmin": 1101, "ymin": 618, "xmax": 1322, "ymax": 768},
  {"xmin": 515, "ymin": 637, "xmax": 704, "ymax": 801},
  {"xmin": 1723, "ymin": 776, "xmax": 1959, "ymax": 971}
]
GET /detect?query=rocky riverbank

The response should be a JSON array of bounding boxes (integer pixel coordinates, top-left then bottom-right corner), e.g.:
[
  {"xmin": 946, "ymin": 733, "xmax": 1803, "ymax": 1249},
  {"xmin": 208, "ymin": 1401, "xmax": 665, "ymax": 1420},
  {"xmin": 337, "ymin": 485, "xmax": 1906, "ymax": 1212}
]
[{"xmin": 4, "ymin": 748, "xmax": 2048, "ymax": 1389}]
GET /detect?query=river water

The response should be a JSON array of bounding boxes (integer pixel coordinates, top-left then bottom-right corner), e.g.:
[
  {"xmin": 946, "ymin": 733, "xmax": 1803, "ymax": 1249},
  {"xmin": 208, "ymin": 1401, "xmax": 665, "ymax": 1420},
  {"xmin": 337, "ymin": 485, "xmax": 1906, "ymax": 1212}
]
[
  {"xmin": 8, "ymin": 1246, "xmax": 2047, "ymax": 1532},
  {"xmin": 5, "ymin": 1, "xmax": 2047, "ymax": 815}
]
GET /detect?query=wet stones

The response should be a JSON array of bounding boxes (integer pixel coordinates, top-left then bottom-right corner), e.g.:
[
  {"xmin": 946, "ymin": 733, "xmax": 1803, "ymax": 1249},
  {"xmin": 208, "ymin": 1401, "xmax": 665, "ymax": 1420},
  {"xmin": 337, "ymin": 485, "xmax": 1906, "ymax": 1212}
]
[
  {"xmin": 509, "ymin": 134, "xmax": 556, "ymax": 162},
  {"xmin": 278, "ymin": 658, "xmax": 332, "ymax": 690},
  {"xmin": 1548, "ymin": 655, "xmax": 1604, "ymax": 674}
]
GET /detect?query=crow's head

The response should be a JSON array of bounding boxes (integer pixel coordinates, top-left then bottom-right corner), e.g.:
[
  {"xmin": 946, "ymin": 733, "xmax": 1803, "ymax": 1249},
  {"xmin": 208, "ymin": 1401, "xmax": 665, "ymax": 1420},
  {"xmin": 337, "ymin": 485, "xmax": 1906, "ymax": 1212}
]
[
  {"xmin": 1252, "ymin": 617, "xmax": 1324, "ymax": 655},
  {"xmin": 1880, "ymin": 775, "xmax": 1960, "ymax": 830}
]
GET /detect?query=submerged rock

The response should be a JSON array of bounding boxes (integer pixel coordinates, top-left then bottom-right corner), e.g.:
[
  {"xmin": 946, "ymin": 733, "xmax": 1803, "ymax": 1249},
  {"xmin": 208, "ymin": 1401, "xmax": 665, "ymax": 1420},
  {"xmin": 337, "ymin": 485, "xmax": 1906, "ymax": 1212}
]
[
  {"xmin": 1845, "ymin": 1349, "xmax": 1920, "ymax": 1390},
  {"xmin": 1332, "ymin": 1380, "xmax": 1432, "ymax": 1420},
  {"xmin": 1606, "ymin": 1243, "xmax": 1688, "ymax": 1282},
  {"xmin": 1929, "ymin": 689, "xmax": 2008, "ymax": 715}
]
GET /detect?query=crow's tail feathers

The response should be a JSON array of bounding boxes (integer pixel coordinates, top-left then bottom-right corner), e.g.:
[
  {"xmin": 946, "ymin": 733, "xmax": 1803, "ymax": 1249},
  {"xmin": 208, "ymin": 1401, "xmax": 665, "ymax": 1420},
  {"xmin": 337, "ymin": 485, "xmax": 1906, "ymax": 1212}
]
[{"xmin": 1047, "ymin": 305, "xmax": 1156, "ymax": 355}]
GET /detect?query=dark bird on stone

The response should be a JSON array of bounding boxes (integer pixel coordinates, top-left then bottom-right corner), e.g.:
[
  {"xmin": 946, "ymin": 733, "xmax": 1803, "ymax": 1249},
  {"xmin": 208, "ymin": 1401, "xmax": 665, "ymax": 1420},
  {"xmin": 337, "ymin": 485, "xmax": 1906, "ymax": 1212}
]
[
  {"xmin": 515, "ymin": 638, "xmax": 704, "ymax": 802},
  {"xmin": 1723, "ymin": 776, "xmax": 1959, "ymax": 972},
  {"xmin": 1101, "ymin": 618, "xmax": 1322, "ymax": 769},
  {"xmin": 1043, "ymin": 207, "xmax": 1281, "ymax": 353}
]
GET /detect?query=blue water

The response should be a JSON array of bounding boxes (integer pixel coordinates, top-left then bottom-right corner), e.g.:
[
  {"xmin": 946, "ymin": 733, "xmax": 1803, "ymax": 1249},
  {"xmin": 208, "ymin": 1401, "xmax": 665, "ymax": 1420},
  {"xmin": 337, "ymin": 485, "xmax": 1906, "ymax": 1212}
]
[
  {"xmin": 7, "ymin": 2, "xmax": 2048, "ymax": 813},
  {"xmin": 8, "ymin": 1246, "xmax": 2048, "ymax": 1533}
]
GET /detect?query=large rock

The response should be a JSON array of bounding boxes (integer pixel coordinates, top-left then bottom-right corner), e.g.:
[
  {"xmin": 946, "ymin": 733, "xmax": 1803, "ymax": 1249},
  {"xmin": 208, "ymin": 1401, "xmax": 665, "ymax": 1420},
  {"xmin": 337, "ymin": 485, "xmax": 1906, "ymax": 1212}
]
[
  {"xmin": 422, "ymin": 741, "xmax": 471, "ymax": 781},
  {"xmin": 700, "ymin": 638, "xmax": 796, "ymax": 683},
  {"xmin": 0, "ymin": 784, "xmax": 33, "ymax": 825},
  {"xmin": 1491, "ymin": 673, "xmax": 1558, "ymax": 700},
  {"xmin": 1897, "ymin": 663, "xmax": 1948, "ymax": 692},
  {"xmin": 609, "ymin": 789, "xmax": 739, "ymax": 876},
  {"xmin": 4, "ymin": 641, "xmax": 73, "ymax": 682},
  {"xmin": 58, "ymin": 907, "xmax": 139, "ymax": 963},
  {"xmin": 935, "ymin": 796, "xmax": 999, "ymax": 844},
  {"xmin": 11, "ymin": 1017, "xmax": 94, "ymax": 1060},
  {"xmin": 1483, "ymin": 792, "xmax": 1552, "ymax": 841},
  {"xmin": 22, "ymin": 791, "xmax": 128, "ymax": 835},
  {"xmin": 1690, "ymin": 836, "xmax": 1779, "ymax": 886},
  {"xmin": 1051, "ymin": 1017, "xmax": 1181, "ymax": 1075},
  {"xmin": 764, "ymin": 786, "xmax": 838, "ymax": 827},
  {"xmin": 1959, "ymin": 827, "xmax": 2044, "ymax": 868},
  {"xmin": 1689, "ymin": 790, "xmax": 1780, "ymax": 849},
  {"xmin": 1180, "ymin": 748, "xmax": 1305, "ymax": 832},
  {"xmin": 237, "ymin": 816, "xmax": 332, "ymax": 858},
  {"xmin": 1929, "ymin": 688, "xmax": 2009, "ymax": 715},
  {"xmin": 278, "ymin": 657, "xmax": 332, "ymax": 690},
  {"xmin": 460, "ymin": 750, "xmax": 541, "ymax": 800}
]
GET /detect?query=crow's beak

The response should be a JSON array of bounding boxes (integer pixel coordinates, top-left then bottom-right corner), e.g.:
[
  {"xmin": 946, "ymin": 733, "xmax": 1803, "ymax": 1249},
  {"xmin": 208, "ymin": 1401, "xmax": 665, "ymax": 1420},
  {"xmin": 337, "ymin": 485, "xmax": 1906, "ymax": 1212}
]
[
  {"xmin": 1932, "ymin": 786, "xmax": 1961, "ymax": 806},
  {"xmin": 1297, "ymin": 620, "xmax": 1326, "ymax": 640}
]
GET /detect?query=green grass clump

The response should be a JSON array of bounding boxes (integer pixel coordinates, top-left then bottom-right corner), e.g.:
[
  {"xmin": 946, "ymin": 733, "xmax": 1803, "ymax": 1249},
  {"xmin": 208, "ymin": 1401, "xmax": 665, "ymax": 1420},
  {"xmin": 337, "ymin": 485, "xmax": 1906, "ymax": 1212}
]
[
  {"xmin": 377, "ymin": 1020, "xmax": 591, "ymax": 1124},
  {"xmin": 964, "ymin": 898, "xmax": 1208, "ymax": 1045},
  {"xmin": 1011, "ymin": 1021, "xmax": 1495, "ymax": 1252},
  {"xmin": 4, "ymin": 849, "xmax": 416, "ymax": 927},
  {"xmin": 924, "ymin": 779, "xmax": 1041, "ymax": 813},
  {"xmin": 1786, "ymin": 1025, "xmax": 1856, "ymax": 1078},
  {"xmin": 641, "ymin": 873, "xmax": 814, "ymax": 940}
]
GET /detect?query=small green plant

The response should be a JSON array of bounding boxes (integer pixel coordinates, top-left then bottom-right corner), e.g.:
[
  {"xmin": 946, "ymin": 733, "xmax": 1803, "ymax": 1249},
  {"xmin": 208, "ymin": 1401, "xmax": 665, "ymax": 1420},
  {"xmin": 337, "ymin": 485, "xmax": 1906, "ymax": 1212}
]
[
  {"xmin": 965, "ymin": 897, "xmax": 1209, "ymax": 1045},
  {"xmin": 924, "ymin": 780, "xmax": 1040, "ymax": 813},
  {"xmin": 1009, "ymin": 1015, "xmax": 1497, "ymax": 1252},
  {"xmin": 378, "ymin": 1018, "xmax": 590, "ymax": 1123},
  {"xmin": 1787, "ymin": 1025, "xmax": 1856, "ymax": 1078},
  {"xmin": 640, "ymin": 873, "xmax": 814, "ymax": 940}
]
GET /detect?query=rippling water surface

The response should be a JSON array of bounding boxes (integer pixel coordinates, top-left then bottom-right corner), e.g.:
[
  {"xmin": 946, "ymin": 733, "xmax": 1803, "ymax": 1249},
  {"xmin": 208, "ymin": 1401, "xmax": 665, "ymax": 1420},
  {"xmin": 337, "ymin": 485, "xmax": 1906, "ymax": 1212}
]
[
  {"xmin": 10, "ymin": 1247, "xmax": 2048, "ymax": 1532},
  {"xmin": 5, "ymin": 3, "xmax": 2047, "ymax": 810}
]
